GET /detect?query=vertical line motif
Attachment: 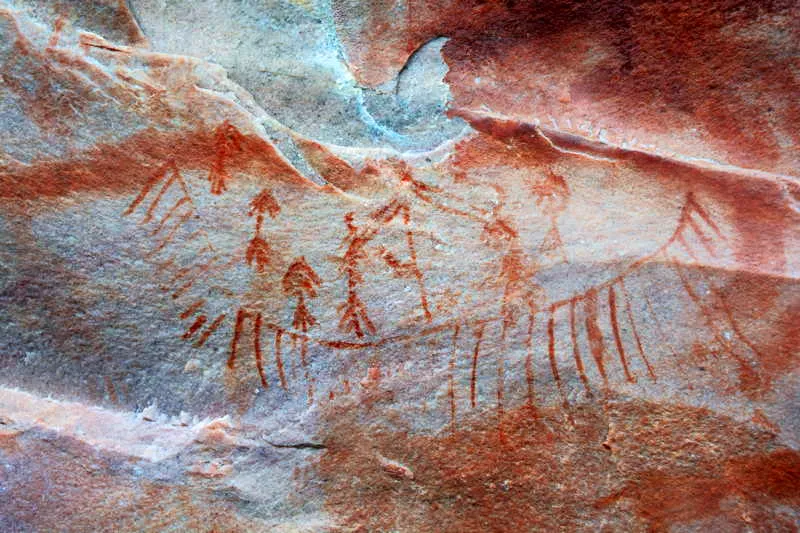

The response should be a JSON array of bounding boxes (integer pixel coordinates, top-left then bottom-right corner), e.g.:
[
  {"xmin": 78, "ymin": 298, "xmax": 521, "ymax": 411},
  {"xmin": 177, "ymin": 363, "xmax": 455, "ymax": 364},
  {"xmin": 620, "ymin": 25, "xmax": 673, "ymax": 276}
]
[
  {"xmin": 619, "ymin": 279, "xmax": 656, "ymax": 381},
  {"xmin": 228, "ymin": 308, "xmax": 247, "ymax": 369},
  {"xmin": 584, "ymin": 289, "xmax": 609, "ymax": 389},
  {"xmin": 406, "ymin": 230, "xmax": 432, "ymax": 323},
  {"xmin": 289, "ymin": 334, "xmax": 298, "ymax": 382},
  {"xmin": 525, "ymin": 311, "xmax": 536, "ymax": 409},
  {"xmin": 547, "ymin": 305, "xmax": 569, "ymax": 408},
  {"xmin": 300, "ymin": 336, "xmax": 313, "ymax": 405},
  {"xmin": 569, "ymin": 299, "xmax": 592, "ymax": 396},
  {"xmin": 254, "ymin": 313, "xmax": 267, "ymax": 388},
  {"xmin": 497, "ymin": 327, "xmax": 505, "ymax": 417},
  {"xmin": 275, "ymin": 329, "xmax": 287, "ymax": 390},
  {"xmin": 470, "ymin": 325, "xmax": 485, "ymax": 408},
  {"xmin": 608, "ymin": 285, "xmax": 636, "ymax": 383},
  {"xmin": 448, "ymin": 325, "xmax": 460, "ymax": 432}
]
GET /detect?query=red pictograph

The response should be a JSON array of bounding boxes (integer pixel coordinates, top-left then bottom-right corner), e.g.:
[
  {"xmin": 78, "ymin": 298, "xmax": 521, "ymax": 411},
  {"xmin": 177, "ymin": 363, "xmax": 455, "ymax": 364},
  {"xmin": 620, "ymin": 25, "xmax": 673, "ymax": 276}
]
[
  {"xmin": 338, "ymin": 211, "xmax": 378, "ymax": 338},
  {"xmin": 283, "ymin": 257, "xmax": 322, "ymax": 402},
  {"xmin": 246, "ymin": 189, "xmax": 280, "ymax": 273},
  {"xmin": 208, "ymin": 121, "xmax": 246, "ymax": 195},
  {"xmin": 120, "ymin": 122, "xmax": 774, "ymax": 427}
]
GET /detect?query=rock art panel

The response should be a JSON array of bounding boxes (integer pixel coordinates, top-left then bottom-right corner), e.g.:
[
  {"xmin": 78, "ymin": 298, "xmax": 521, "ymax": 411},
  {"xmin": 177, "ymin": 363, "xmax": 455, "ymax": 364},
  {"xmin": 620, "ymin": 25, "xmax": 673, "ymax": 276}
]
[{"xmin": 0, "ymin": 1, "xmax": 798, "ymax": 531}]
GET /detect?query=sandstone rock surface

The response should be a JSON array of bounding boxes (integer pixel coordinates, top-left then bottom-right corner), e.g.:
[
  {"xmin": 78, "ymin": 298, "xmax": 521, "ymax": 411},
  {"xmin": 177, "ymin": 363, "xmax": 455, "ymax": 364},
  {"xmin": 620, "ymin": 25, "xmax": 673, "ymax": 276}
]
[{"xmin": 1, "ymin": 1, "xmax": 799, "ymax": 531}]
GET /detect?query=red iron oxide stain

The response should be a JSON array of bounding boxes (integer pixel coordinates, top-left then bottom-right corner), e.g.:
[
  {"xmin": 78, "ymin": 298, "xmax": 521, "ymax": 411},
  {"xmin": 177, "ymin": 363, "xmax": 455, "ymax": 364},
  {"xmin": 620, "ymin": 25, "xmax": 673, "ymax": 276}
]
[
  {"xmin": 335, "ymin": 0, "xmax": 799, "ymax": 171},
  {"xmin": 0, "ymin": 124, "xmax": 310, "ymax": 202},
  {"xmin": 598, "ymin": 450, "xmax": 800, "ymax": 532},
  {"xmin": 314, "ymin": 395, "xmax": 796, "ymax": 532},
  {"xmin": 293, "ymin": 136, "xmax": 363, "ymax": 192}
]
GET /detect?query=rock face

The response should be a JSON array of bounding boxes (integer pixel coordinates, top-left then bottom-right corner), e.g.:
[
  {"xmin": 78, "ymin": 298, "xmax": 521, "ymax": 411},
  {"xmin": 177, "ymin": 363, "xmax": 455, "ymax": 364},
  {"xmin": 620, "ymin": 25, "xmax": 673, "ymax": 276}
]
[{"xmin": 1, "ymin": 1, "xmax": 799, "ymax": 531}]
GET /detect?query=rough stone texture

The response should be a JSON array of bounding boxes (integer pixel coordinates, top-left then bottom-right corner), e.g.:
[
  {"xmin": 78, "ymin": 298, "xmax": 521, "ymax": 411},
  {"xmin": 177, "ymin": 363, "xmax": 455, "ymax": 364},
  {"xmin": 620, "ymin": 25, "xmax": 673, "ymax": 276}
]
[{"xmin": 0, "ymin": 1, "xmax": 799, "ymax": 531}]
